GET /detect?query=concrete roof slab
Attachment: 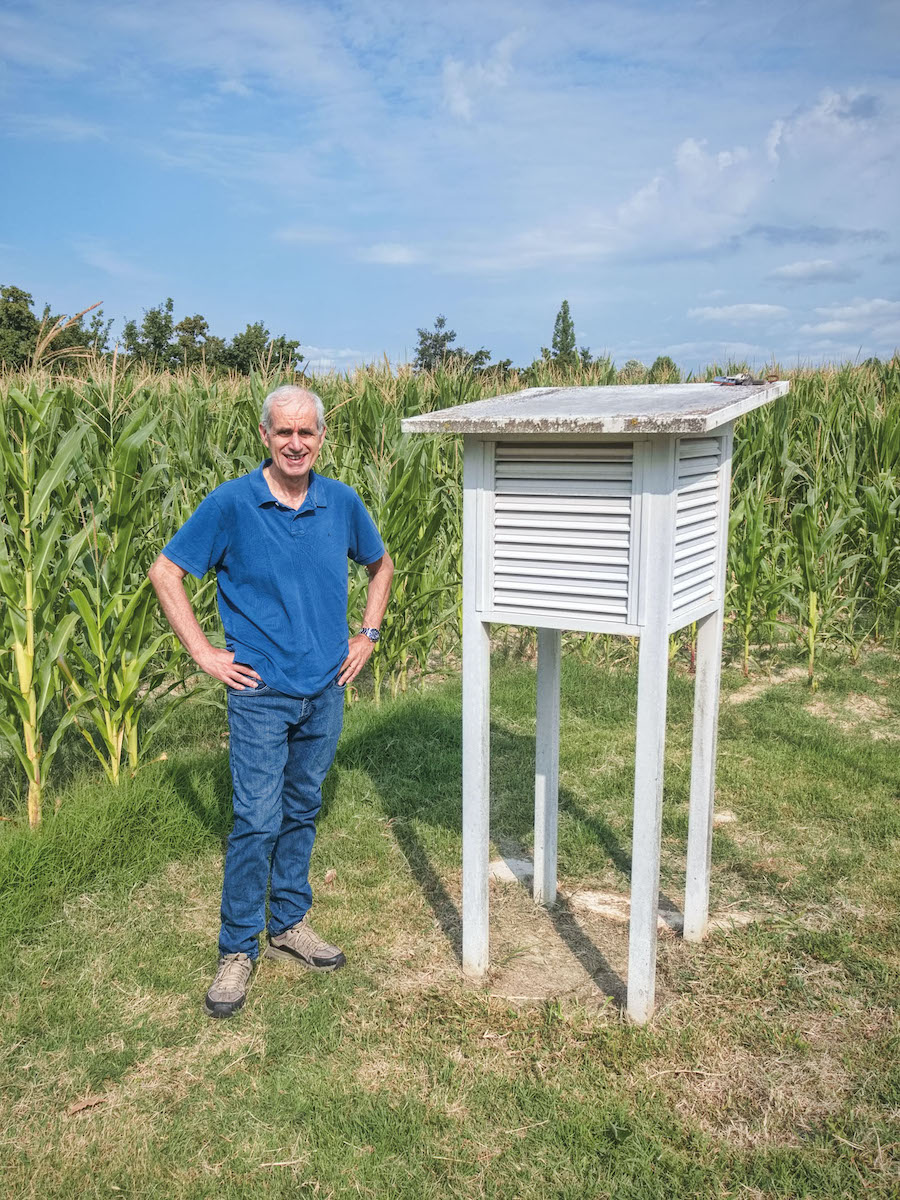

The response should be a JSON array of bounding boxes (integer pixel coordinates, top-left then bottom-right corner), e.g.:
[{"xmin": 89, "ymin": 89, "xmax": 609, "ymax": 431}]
[{"xmin": 401, "ymin": 381, "xmax": 789, "ymax": 435}]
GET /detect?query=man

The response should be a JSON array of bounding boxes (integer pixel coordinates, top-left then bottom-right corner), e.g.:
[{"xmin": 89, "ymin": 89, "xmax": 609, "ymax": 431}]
[{"xmin": 149, "ymin": 384, "xmax": 393, "ymax": 1018}]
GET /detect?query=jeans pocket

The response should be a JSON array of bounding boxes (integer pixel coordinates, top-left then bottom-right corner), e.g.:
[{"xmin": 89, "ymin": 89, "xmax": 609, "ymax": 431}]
[{"xmin": 227, "ymin": 682, "xmax": 271, "ymax": 696}]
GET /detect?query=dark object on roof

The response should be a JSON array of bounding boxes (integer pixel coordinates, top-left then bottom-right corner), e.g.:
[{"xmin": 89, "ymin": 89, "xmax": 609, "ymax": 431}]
[{"xmin": 712, "ymin": 372, "xmax": 766, "ymax": 386}]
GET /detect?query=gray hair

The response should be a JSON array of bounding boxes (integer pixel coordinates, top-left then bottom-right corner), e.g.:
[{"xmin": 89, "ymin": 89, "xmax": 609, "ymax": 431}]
[{"xmin": 261, "ymin": 385, "xmax": 325, "ymax": 434}]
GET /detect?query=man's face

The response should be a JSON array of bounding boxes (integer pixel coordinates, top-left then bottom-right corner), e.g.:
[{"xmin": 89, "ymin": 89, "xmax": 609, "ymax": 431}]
[{"xmin": 260, "ymin": 399, "xmax": 326, "ymax": 482}]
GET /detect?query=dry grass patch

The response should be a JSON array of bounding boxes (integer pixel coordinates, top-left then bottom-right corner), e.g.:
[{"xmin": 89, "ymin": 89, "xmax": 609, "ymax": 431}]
[
  {"xmin": 642, "ymin": 999, "xmax": 897, "ymax": 1159},
  {"xmin": 116, "ymin": 1027, "xmax": 262, "ymax": 1103},
  {"xmin": 727, "ymin": 667, "xmax": 808, "ymax": 705},
  {"xmin": 352, "ymin": 1052, "xmax": 432, "ymax": 1098},
  {"xmin": 131, "ymin": 855, "xmax": 224, "ymax": 942},
  {"xmin": 643, "ymin": 1037, "xmax": 852, "ymax": 1149},
  {"xmin": 805, "ymin": 692, "xmax": 899, "ymax": 740}
]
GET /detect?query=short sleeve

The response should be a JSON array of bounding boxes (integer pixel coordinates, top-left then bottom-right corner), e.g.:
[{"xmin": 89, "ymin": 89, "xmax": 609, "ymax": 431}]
[
  {"xmin": 162, "ymin": 494, "xmax": 229, "ymax": 578},
  {"xmin": 347, "ymin": 492, "xmax": 385, "ymax": 565}
]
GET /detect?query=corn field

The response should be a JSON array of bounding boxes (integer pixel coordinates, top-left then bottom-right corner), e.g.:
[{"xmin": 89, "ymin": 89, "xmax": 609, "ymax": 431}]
[{"xmin": 1, "ymin": 357, "xmax": 898, "ymax": 825}]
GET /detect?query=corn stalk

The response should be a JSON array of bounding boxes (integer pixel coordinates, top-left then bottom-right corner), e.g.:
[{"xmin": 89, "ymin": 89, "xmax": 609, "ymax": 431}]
[
  {"xmin": 789, "ymin": 486, "xmax": 861, "ymax": 688},
  {"xmin": 0, "ymin": 386, "xmax": 89, "ymax": 824},
  {"xmin": 861, "ymin": 473, "xmax": 900, "ymax": 640},
  {"xmin": 59, "ymin": 575, "xmax": 177, "ymax": 782},
  {"xmin": 59, "ymin": 405, "xmax": 187, "ymax": 779}
]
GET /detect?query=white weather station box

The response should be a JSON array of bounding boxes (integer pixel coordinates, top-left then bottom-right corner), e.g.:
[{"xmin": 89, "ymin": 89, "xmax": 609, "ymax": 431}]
[{"xmin": 403, "ymin": 380, "xmax": 789, "ymax": 1023}]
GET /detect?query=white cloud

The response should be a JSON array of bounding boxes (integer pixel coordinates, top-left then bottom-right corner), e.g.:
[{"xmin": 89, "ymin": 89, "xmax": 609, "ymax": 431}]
[
  {"xmin": 0, "ymin": 10, "xmax": 85, "ymax": 74},
  {"xmin": 301, "ymin": 344, "xmax": 375, "ymax": 373},
  {"xmin": 615, "ymin": 137, "xmax": 762, "ymax": 253},
  {"xmin": 3, "ymin": 2, "xmax": 899, "ymax": 368},
  {"xmin": 275, "ymin": 226, "xmax": 344, "ymax": 245},
  {"xmin": 688, "ymin": 304, "xmax": 789, "ymax": 322},
  {"xmin": 73, "ymin": 237, "xmax": 157, "ymax": 281},
  {"xmin": 813, "ymin": 298, "xmax": 900, "ymax": 323},
  {"xmin": 662, "ymin": 340, "xmax": 769, "ymax": 359},
  {"xmin": 559, "ymin": 89, "xmax": 894, "ymax": 283},
  {"xmin": 217, "ymin": 78, "xmax": 252, "ymax": 97},
  {"xmin": 106, "ymin": 0, "xmax": 358, "ymax": 97},
  {"xmin": 358, "ymin": 242, "xmax": 422, "ymax": 266},
  {"xmin": 442, "ymin": 32, "xmax": 521, "ymax": 121},
  {"xmin": 798, "ymin": 297, "xmax": 900, "ymax": 340},
  {"xmin": 749, "ymin": 224, "xmax": 887, "ymax": 247},
  {"xmin": 5, "ymin": 114, "xmax": 107, "ymax": 141},
  {"xmin": 797, "ymin": 320, "xmax": 853, "ymax": 336},
  {"xmin": 435, "ymin": 130, "xmax": 769, "ymax": 272},
  {"xmin": 769, "ymin": 258, "xmax": 860, "ymax": 284},
  {"xmin": 146, "ymin": 128, "xmax": 324, "ymax": 192},
  {"xmin": 769, "ymin": 89, "xmax": 883, "ymax": 163},
  {"xmin": 764, "ymin": 119, "xmax": 784, "ymax": 166},
  {"xmin": 756, "ymin": 89, "xmax": 900, "ymax": 250}
]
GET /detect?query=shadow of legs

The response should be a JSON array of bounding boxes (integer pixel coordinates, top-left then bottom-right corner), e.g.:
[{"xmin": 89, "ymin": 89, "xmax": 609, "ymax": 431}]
[
  {"xmin": 560, "ymin": 794, "xmax": 683, "ymax": 920},
  {"xmin": 390, "ymin": 819, "xmax": 462, "ymax": 964},
  {"xmin": 547, "ymin": 893, "xmax": 627, "ymax": 1008}
]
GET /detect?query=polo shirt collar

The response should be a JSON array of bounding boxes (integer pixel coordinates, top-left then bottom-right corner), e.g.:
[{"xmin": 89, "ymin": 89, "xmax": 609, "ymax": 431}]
[
  {"xmin": 250, "ymin": 461, "xmax": 328, "ymax": 509},
  {"xmin": 307, "ymin": 470, "xmax": 327, "ymax": 508}
]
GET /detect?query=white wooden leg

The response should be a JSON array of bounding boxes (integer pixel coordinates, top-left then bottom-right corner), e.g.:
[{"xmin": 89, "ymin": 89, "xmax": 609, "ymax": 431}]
[
  {"xmin": 461, "ymin": 437, "xmax": 491, "ymax": 977},
  {"xmin": 684, "ymin": 609, "xmax": 723, "ymax": 942},
  {"xmin": 534, "ymin": 627, "xmax": 561, "ymax": 907},
  {"xmin": 462, "ymin": 614, "xmax": 490, "ymax": 975},
  {"xmin": 627, "ymin": 623, "xmax": 670, "ymax": 1024}
]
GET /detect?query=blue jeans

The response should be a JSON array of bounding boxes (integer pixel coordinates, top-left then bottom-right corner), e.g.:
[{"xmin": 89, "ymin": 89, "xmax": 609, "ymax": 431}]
[{"xmin": 219, "ymin": 678, "xmax": 345, "ymax": 959}]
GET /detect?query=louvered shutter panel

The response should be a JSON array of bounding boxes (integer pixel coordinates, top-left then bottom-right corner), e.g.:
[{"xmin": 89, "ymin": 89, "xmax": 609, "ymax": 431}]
[
  {"xmin": 672, "ymin": 436, "xmax": 722, "ymax": 618},
  {"xmin": 490, "ymin": 442, "xmax": 634, "ymax": 624}
]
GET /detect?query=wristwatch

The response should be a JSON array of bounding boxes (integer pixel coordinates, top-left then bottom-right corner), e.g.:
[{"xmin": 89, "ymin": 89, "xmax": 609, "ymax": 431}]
[{"xmin": 360, "ymin": 627, "xmax": 380, "ymax": 643}]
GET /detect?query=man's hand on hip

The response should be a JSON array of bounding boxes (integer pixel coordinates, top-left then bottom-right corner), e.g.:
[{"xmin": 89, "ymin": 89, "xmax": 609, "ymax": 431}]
[
  {"xmin": 338, "ymin": 634, "xmax": 375, "ymax": 686},
  {"xmin": 197, "ymin": 647, "xmax": 264, "ymax": 690}
]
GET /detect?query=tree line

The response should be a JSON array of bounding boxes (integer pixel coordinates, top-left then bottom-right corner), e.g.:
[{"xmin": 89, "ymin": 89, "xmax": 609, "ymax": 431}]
[
  {"xmin": 2, "ymin": 283, "xmax": 680, "ymax": 382},
  {"xmin": 413, "ymin": 301, "xmax": 680, "ymax": 382},
  {"xmin": 0, "ymin": 285, "xmax": 302, "ymax": 374}
]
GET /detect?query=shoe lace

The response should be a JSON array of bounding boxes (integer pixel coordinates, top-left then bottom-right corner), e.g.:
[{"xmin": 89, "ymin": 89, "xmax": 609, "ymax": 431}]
[
  {"xmin": 290, "ymin": 919, "xmax": 322, "ymax": 946},
  {"xmin": 216, "ymin": 953, "xmax": 251, "ymax": 986}
]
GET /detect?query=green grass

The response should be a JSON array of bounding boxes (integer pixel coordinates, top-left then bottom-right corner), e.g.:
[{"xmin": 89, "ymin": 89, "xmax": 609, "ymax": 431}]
[{"xmin": 1, "ymin": 652, "xmax": 898, "ymax": 1198}]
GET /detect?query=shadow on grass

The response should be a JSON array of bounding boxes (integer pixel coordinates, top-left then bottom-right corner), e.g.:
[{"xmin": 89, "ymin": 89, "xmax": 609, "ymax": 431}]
[
  {"xmin": 156, "ymin": 754, "xmax": 234, "ymax": 850},
  {"xmin": 337, "ymin": 696, "xmax": 651, "ymax": 1005},
  {"xmin": 143, "ymin": 747, "xmax": 346, "ymax": 919},
  {"xmin": 552, "ymin": 893, "xmax": 628, "ymax": 1007}
]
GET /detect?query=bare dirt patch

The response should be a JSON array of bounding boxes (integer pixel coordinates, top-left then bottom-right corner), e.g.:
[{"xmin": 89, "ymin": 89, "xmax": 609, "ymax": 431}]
[
  {"xmin": 805, "ymin": 692, "xmax": 898, "ymax": 740},
  {"xmin": 374, "ymin": 847, "xmax": 765, "ymax": 1014},
  {"xmin": 486, "ymin": 879, "xmax": 629, "ymax": 1009},
  {"xmin": 486, "ymin": 876, "xmax": 764, "ymax": 1010},
  {"xmin": 727, "ymin": 667, "xmax": 807, "ymax": 706}
]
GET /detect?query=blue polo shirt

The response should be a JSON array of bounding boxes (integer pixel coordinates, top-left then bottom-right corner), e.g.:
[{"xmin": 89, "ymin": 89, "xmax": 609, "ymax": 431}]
[{"xmin": 162, "ymin": 462, "xmax": 385, "ymax": 697}]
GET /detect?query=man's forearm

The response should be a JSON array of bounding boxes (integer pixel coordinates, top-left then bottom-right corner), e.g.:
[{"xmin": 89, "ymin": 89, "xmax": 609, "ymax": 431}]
[
  {"xmin": 362, "ymin": 554, "xmax": 394, "ymax": 630},
  {"xmin": 148, "ymin": 558, "xmax": 214, "ymax": 666},
  {"xmin": 149, "ymin": 556, "xmax": 261, "ymax": 690}
]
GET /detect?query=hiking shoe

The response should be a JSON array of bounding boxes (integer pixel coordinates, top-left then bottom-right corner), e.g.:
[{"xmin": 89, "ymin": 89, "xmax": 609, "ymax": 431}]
[
  {"xmin": 205, "ymin": 952, "xmax": 254, "ymax": 1018},
  {"xmin": 265, "ymin": 917, "xmax": 346, "ymax": 971}
]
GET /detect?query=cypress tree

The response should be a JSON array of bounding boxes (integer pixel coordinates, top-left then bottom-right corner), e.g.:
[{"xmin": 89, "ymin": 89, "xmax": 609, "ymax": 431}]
[{"xmin": 551, "ymin": 300, "xmax": 577, "ymax": 369}]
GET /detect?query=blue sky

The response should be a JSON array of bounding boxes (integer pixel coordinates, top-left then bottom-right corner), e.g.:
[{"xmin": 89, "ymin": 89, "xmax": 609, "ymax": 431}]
[{"xmin": 1, "ymin": 0, "xmax": 898, "ymax": 373}]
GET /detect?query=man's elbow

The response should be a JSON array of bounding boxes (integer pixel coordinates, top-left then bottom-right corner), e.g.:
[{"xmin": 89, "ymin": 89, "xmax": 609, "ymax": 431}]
[
  {"xmin": 148, "ymin": 554, "xmax": 181, "ymax": 589},
  {"xmin": 377, "ymin": 552, "xmax": 395, "ymax": 582}
]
